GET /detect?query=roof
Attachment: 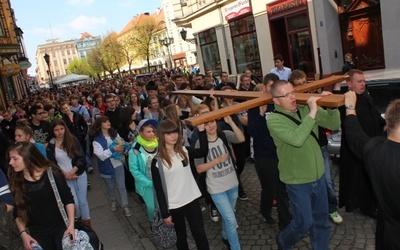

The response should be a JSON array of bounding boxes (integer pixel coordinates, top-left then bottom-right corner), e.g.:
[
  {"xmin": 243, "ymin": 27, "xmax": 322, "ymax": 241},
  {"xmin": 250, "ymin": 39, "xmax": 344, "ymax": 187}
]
[
  {"xmin": 119, "ymin": 8, "xmax": 165, "ymax": 37},
  {"xmin": 79, "ymin": 32, "xmax": 95, "ymax": 40}
]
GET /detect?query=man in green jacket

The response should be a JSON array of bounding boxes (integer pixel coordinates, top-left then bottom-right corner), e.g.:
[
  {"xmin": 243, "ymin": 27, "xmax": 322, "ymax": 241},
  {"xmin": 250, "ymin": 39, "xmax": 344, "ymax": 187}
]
[{"xmin": 267, "ymin": 80, "xmax": 340, "ymax": 249}]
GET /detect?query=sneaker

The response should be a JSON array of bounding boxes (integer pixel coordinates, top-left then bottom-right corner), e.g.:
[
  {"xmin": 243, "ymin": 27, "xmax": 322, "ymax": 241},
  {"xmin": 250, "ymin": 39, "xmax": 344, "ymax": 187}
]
[
  {"xmin": 87, "ymin": 166, "xmax": 94, "ymax": 174},
  {"xmin": 87, "ymin": 180, "xmax": 91, "ymax": 189},
  {"xmin": 210, "ymin": 207, "xmax": 219, "ymax": 222},
  {"xmin": 264, "ymin": 216, "xmax": 276, "ymax": 225},
  {"xmin": 222, "ymin": 238, "xmax": 231, "ymax": 250},
  {"xmin": 238, "ymin": 189, "xmax": 248, "ymax": 201},
  {"xmin": 200, "ymin": 205, "xmax": 207, "ymax": 212},
  {"xmin": 110, "ymin": 201, "xmax": 117, "ymax": 212},
  {"xmin": 329, "ymin": 211, "xmax": 343, "ymax": 224},
  {"xmin": 123, "ymin": 206, "xmax": 132, "ymax": 217}
]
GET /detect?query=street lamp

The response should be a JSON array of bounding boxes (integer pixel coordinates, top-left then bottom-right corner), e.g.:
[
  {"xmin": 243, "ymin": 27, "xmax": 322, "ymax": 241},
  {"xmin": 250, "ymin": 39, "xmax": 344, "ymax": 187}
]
[
  {"xmin": 159, "ymin": 35, "xmax": 174, "ymax": 69},
  {"xmin": 43, "ymin": 53, "xmax": 56, "ymax": 90},
  {"xmin": 180, "ymin": 28, "xmax": 197, "ymax": 45}
]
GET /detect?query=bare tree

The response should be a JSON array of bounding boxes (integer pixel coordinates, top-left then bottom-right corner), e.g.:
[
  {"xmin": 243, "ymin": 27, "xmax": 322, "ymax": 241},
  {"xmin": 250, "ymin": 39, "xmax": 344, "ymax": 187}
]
[
  {"xmin": 100, "ymin": 32, "xmax": 124, "ymax": 77},
  {"xmin": 130, "ymin": 16, "xmax": 164, "ymax": 72}
]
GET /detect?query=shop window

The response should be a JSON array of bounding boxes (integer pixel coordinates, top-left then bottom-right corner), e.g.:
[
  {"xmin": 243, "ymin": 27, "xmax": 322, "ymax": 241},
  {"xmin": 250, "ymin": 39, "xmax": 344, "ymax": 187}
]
[
  {"xmin": 230, "ymin": 15, "xmax": 262, "ymax": 77},
  {"xmin": 199, "ymin": 28, "xmax": 221, "ymax": 76}
]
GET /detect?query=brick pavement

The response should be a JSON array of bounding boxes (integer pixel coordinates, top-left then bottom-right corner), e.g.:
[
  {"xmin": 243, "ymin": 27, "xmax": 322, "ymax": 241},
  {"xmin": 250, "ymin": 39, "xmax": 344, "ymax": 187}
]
[{"xmin": 88, "ymin": 157, "xmax": 376, "ymax": 249}]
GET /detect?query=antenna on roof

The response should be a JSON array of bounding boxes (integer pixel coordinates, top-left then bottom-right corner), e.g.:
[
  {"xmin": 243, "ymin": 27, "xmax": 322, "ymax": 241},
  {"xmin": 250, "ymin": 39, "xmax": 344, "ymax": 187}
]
[{"xmin": 49, "ymin": 21, "xmax": 54, "ymax": 38}]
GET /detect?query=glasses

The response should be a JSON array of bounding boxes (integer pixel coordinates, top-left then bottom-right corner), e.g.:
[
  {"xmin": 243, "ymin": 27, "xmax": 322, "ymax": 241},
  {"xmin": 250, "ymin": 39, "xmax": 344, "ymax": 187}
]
[{"xmin": 274, "ymin": 91, "xmax": 295, "ymax": 99}]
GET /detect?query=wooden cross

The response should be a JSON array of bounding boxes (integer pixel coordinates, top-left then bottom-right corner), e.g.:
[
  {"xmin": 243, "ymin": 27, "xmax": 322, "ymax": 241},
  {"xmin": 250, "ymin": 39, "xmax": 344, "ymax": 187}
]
[{"xmin": 173, "ymin": 75, "xmax": 347, "ymax": 126}]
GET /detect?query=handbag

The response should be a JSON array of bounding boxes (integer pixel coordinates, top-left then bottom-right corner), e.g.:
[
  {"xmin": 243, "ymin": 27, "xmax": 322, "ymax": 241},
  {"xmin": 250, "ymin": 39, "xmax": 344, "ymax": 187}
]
[
  {"xmin": 47, "ymin": 167, "xmax": 103, "ymax": 250},
  {"xmin": 152, "ymin": 157, "xmax": 177, "ymax": 248}
]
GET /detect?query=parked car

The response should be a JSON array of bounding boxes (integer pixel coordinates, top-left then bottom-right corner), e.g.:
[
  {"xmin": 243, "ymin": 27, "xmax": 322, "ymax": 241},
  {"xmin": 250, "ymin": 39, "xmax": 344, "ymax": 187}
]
[{"xmin": 326, "ymin": 75, "xmax": 400, "ymax": 156}]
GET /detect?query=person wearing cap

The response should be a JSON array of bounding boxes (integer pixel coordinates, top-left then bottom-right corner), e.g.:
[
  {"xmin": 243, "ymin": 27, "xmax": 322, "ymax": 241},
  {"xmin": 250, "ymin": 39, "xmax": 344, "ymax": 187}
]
[{"xmin": 128, "ymin": 119, "xmax": 158, "ymax": 224}]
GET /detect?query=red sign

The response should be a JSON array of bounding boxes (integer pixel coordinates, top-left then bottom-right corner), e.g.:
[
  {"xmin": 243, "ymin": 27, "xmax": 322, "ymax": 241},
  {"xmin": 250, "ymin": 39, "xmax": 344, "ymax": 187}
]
[
  {"xmin": 224, "ymin": 0, "xmax": 251, "ymax": 21},
  {"xmin": 267, "ymin": 0, "xmax": 307, "ymax": 15}
]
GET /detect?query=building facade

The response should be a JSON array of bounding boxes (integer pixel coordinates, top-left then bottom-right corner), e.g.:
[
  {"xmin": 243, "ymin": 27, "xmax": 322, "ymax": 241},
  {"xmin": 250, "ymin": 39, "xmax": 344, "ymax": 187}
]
[
  {"xmin": 36, "ymin": 39, "xmax": 79, "ymax": 87},
  {"xmin": 171, "ymin": 0, "xmax": 400, "ymax": 78},
  {"xmin": 0, "ymin": 0, "xmax": 31, "ymax": 107},
  {"xmin": 76, "ymin": 32, "xmax": 101, "ymax": 59}
]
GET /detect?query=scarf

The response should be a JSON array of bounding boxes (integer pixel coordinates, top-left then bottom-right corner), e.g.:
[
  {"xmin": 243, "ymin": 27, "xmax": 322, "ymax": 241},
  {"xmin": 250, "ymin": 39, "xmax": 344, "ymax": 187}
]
[{"xmin": 136, "ymin": 135, "xmax": 158, "ymax": 149}]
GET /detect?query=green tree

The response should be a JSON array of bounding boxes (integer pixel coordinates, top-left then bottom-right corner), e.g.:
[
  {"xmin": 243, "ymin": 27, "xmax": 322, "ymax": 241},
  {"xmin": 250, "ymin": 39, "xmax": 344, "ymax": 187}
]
[
  {"xmin": 67, "ymin": 58, "xmax": 96, "ymax": 77},
  {"xmin": 119, "ymin": 34, "xmax": 139, "ymax": 76}
]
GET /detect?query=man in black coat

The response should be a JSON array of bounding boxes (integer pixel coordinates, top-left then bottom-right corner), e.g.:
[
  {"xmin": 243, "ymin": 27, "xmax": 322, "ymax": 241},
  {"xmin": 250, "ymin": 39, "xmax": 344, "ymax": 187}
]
[
  {"xmin": 336, "ymin": 69, "xmax": 386, "ymax": 218},
  {"xmin": 344, "ymin": 91, "xmax": 400, "ymax": 250}
]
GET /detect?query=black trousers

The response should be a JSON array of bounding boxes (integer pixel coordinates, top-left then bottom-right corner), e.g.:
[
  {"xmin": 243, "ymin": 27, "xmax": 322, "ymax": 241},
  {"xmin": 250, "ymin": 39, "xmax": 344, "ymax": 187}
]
[
  {"xmin": 254, "ymin": 155, "xmax": 291, "ymax": 230},
  {"xmin": 169, "ymin": 199, "xmax": 209, "ymax": 250},
  {"xmin": 30, "ymin": 224, "xmax": 66, "ymax": 250}
]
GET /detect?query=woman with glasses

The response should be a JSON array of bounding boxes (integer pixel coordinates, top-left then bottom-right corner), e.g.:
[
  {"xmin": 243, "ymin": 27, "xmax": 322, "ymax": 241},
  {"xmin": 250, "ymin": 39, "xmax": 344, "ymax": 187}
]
[{"xmin": 144, "ymin": 96, "xmax": 165, "ymax": 124}]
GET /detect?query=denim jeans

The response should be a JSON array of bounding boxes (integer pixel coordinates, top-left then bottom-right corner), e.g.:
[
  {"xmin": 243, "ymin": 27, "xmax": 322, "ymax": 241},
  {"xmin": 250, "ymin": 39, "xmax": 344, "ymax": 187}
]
[
  {"xmin": 67, "ymin": 172, "xmax": 90, "ymax": 219},
  {"xmin": 277, "ymin": 176, "xmax": 331, "ymax": 250},
  {"xmin": 211, "ymin": 185, "xmax": 240, "ymax": 250},
  {"xmin": 102, "ymin": 165, "xmax": 129, "ymax": 206},
  {"xmin": 321, "ymin": 146, "xmax": 338, "ymax": 213},
  {"xmin": 169, "ymin": 199, "xmax": 209, "ymax": 250}
]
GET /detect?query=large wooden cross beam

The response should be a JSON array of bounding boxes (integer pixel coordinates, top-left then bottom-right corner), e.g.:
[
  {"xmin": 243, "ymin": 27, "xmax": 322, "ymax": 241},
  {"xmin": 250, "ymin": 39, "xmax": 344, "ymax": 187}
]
[{"xmin": 173, "ymin": 75, "xmax": 347, "ymax": 126}]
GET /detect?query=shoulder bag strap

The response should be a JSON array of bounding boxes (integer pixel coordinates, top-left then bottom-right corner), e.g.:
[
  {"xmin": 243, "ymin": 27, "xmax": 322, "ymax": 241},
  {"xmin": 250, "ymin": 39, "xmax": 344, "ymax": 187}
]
[
  {"xmin": 47, "ymin": 167, "xmax": 70, "ymax": 227},
  {"xmin": 274, "ymin": 110, "xmax": 319, "ymax": 144}
]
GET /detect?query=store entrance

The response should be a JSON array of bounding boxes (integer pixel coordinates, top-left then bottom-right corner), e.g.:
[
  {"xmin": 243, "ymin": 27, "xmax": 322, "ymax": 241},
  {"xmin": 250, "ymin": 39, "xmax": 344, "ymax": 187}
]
[
  {"xmin": 269, "ymin": 12, "xmax": 315, "ymax": 78},
  {"xmin": 289, "ymin": 30, "xmax": 314, "ymax": 78}
]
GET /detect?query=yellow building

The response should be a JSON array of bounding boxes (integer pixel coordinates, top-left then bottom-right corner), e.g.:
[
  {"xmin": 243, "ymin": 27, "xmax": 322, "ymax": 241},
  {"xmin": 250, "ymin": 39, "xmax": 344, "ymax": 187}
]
[
  {"xmin": 0, "ymin": 0, "xmax": 31, "ymax": 107},
  {"xmin": 36, "ymin": 39, "xmax": 79, "ymax": 87}
]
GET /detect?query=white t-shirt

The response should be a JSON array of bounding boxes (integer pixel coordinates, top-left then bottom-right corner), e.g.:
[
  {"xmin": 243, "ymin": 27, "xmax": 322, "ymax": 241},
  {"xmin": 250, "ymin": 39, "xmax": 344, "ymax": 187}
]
[
  {"xmin": 55, "ymin": 148, "xmax": 73, "ymax": 173},
  {"xmin": 157, "ymin": 147, "xmax": 201, "ymax": 209}
]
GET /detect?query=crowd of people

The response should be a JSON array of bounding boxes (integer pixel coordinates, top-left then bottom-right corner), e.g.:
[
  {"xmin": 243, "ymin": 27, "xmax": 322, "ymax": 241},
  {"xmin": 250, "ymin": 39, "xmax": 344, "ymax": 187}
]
[{"xmin": 1, "ymin": 55, "xmax": 399, "ymax": 250}]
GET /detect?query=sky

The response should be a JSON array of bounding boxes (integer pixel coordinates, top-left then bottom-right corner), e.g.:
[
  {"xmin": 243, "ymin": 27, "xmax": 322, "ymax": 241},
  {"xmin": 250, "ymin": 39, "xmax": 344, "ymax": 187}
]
[{"xmin": 11, "ymin": 0, "xmax": 162, "ymax": 75}]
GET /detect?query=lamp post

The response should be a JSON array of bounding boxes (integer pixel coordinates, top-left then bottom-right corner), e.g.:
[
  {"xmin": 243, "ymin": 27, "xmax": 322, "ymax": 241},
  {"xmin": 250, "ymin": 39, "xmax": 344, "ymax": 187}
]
[
  {"xmin": 43, "ymin": 53, "xmax": 56, "ymax": 90},
  {"xmin": 180, "ymin": 28, "xmax": 197, "ymax": 45},
  {"xmin": 159, "ymin": 35, "xmax": 174, "ymax": 69}
]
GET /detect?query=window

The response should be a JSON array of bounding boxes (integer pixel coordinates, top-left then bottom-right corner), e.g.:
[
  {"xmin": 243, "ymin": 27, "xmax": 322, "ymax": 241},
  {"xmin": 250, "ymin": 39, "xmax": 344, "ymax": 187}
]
[
  {"xmin": 199, "ymin": 28, "xmax": 221, "ymax": 76},
  {"xmin": 63, "ymin": 59, "xmax": 67, "ymax": 64},
  {"xmin": 229, "ymin": 15, "xmax": 262, "ymax": 76}
]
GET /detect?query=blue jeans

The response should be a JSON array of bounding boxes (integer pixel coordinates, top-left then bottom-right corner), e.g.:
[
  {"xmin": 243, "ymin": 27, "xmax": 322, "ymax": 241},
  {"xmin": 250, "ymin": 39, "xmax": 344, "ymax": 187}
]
[
  {"xmin": 211, "ymin": 185, "xmax": 240, "ymax": 250},
  {"xmin": 67, "ymin": 172, "xmax": 90, "ymax": 219},
  {"xmin": 321, "ymin": 146, "xmax": 338, "ymax": 213},
  {"xmin": 102, "ymin": 165, "xmax": 129, "ymax": 206},
  {"xmin": 277, "ymin": 176, "xmax": 331, "ymax": 250}
]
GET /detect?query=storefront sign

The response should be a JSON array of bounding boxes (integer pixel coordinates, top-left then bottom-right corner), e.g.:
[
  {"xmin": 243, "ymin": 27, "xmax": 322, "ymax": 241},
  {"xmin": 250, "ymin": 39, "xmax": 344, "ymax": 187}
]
[
  {"xmin": 1, "ymin": 63, "xmax": 21, "ymax": 77},
  {"xmin": 224, "ymin": 0, "xmax": 251, "ymax": 21},
  {"xmin": 267, "ymin": 0, "xmax": 307, "ymax": 15},
  {"xmin": 18, "ymin": 60, "xmax": 32, "ymax": 70}
]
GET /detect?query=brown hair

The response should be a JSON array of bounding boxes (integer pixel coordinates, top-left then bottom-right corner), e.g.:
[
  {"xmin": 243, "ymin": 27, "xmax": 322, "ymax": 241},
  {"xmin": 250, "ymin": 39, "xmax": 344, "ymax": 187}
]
[
  {"xmin": 15, "ymin": 119, "xmax": 33, "ymax": 138},
  {"xmin": 385, "ymin": 99, "xmax": 400, "ymax": 135},
  {"xmin": 157, "ymin": 119, "xmax": 188, "ymax": 168},
  {"xmin": 89, "ymin": 116, "xmax": 117, "ymax": 140},
  {"xmin": 49, "ymin": 118, "xmax": 80, "ymax": 159},
  {"xmin": 8, "ymin": 142, "xmax": 57, "ymax": 224}
]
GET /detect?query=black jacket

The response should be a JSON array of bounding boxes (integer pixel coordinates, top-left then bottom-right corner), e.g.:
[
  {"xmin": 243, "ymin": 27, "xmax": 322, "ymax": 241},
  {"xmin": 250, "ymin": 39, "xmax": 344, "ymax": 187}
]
[{"xmin": 46, "ymin": 136, "xmax": 87, "ymax": 176}]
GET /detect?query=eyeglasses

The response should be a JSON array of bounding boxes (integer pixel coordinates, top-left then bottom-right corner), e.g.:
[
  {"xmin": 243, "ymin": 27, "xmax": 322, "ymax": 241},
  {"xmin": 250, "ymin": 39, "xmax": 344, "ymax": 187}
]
[{"xmin": 274, "ymin": 91, "xmax": 295, "ymax": 99}]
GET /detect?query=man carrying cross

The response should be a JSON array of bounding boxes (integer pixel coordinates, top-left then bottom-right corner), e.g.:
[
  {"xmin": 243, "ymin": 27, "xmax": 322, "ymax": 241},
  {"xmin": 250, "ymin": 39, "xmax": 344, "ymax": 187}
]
[{"xmin": 267, "ymin": 80, "xmax": 340, "ymax": 249}]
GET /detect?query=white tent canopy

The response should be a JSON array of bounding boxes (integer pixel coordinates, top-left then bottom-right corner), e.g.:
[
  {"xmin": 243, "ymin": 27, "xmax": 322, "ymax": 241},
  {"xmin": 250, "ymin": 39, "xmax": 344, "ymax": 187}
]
[{"xmin": 55, "ymin": 74, "xmax": 90, "ymax": 85}]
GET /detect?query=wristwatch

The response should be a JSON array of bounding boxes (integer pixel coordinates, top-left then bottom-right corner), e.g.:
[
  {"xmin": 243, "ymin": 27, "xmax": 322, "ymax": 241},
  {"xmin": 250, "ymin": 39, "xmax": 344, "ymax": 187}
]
[{"xmin": 345, "ymin": 104, "xmax": 355, "ymax": 110}]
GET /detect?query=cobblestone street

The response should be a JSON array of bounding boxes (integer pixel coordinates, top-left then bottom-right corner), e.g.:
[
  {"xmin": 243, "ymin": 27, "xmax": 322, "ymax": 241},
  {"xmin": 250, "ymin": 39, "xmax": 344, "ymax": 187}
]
[{"xmin": 89, "ymin": 157, "xmax": 376, "ymax": 249}]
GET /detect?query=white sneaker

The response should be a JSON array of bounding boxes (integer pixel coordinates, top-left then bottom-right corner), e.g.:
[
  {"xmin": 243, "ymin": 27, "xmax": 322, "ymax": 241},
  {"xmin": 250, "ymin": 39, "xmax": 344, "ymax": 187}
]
[
  {"xmin": 123, "ymin": 206, "xmax": 132, "ymax": 217},
  {"xmin": 329, "ymin": 211, "xmax": 343, "ymax": 224},
  {"xmin": 210, "ymin": 207, "xmax": 219, "ymax": 222},
  {"xmin": 111, "ymin": 201, "xmax": 117, "ymax": 212}
]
